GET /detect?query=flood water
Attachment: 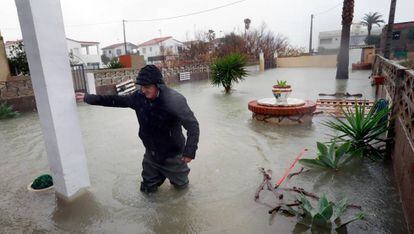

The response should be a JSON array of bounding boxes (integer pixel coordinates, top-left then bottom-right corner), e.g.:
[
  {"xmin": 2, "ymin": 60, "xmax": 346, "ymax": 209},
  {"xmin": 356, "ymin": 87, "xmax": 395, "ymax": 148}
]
[{"xmin": 0, "ymin": 67, "xmax": 408, "ymax": 233}]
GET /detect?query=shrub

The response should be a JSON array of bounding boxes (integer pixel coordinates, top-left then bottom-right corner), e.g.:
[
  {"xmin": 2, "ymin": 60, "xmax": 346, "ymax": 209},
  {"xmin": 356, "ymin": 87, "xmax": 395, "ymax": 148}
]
[{"xmin": 210, "ymin": 53, "xmax": 248, "ymax": 93}]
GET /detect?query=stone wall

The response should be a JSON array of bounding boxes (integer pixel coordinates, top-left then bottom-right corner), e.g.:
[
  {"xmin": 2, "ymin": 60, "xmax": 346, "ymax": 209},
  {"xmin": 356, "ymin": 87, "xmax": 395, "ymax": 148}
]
[
  {"xmin": 373, "ymin": 55, "xmax": 414, "ymax": 232},
  {"xmin": 93, "ymin": 64, "xmax": 210, "ymax": 95},
  {"xmin": 0, "ymin": 76, "xmax": 37, "ymax": 112},
  {"xmin": 92, "ymin": 64, "xmax": 209, "ymax": 87}
]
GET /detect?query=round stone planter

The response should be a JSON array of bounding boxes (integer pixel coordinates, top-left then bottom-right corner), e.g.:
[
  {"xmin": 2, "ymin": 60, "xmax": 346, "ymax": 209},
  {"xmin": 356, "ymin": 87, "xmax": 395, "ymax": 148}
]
[
  {"xmin": 272, "ymin": 85, "xmax": 292, "ymax": 104},
  {"xmin": 248, "ymin": 99, "xmax": 317, "ymax": 125}
]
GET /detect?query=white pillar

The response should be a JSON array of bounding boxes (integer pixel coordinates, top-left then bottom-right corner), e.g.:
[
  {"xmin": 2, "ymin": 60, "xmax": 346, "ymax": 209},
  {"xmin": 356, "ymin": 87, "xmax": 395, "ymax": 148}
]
[
  {"xmin": 15, "ymin": 0, "xmax": 90, "ymax": 199},
  {"xmin": 274, "ymin": 51, "xmax": 278, "ymax": 68},
  {"xmin": 259, "ymin": 51, "xmax": 265, "ymax": 71},
  {"xmin": 86, "ymin": 72, "xmax": 96, "ymax": 94}
]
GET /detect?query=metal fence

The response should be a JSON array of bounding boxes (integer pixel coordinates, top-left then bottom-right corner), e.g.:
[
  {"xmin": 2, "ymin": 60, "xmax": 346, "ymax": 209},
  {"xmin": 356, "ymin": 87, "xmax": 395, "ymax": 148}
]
[{"xmin": 71, "ymin": 64, "xmax": 87, "ymax": 92}]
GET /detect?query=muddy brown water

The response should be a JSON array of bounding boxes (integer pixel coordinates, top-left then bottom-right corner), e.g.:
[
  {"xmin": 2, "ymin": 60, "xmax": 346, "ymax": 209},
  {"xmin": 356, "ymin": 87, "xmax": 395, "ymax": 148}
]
[{"xmin": 0, "ymin": 68, "xmax": 407, "ymax": 233}]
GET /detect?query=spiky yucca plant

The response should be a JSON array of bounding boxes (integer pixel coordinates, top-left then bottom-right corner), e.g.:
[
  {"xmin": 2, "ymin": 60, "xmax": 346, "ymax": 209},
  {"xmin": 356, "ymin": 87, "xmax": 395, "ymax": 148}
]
[
  {"xmin": 210, "ymin": 53, "xmax": 248, "ymax": 93},
  {"xmin": 324, "ymin": 101, "xmax": 390, "ymax": 160}
]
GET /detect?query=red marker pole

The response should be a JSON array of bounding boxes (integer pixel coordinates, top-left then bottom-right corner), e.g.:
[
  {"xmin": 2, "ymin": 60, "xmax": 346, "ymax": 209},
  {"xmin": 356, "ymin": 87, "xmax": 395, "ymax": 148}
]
[{"xmin": 275, "ymin": 148, "xmax": 308, "ymax": 188}]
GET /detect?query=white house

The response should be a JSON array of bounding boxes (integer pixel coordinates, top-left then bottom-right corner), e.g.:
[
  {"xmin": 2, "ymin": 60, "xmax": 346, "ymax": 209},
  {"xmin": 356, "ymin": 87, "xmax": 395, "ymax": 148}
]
[
  {"xmin": 5, "ymin": 38, "xmax": 102, "ymax": 69},
  {"xmin": 101, "ymin": 42, "xmax": 138, "ymax": 59},
  {"xmin": 318, "ymin": 23, "xmax": 382, "ymax": 51},
  {"xmin": 66, "ymin": 38, "xmax": 102, "ymax": 69},
  {"xmin": 137, "ymin": 36, "xmax": 184, "ymax": 63}
]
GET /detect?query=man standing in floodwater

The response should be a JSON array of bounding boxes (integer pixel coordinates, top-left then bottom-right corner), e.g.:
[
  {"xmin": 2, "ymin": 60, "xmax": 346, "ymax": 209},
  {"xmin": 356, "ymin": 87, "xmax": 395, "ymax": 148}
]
[{"xmin": 75, "ymin": 65, "xmax": 200, "ymax": 193}]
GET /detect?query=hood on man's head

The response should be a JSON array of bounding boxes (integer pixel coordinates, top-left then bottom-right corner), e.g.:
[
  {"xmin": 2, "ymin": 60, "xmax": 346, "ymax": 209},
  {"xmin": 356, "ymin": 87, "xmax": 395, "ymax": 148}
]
[{"xmin": 136, "ymin": 65, "xmax": 165, "ymax": 86}]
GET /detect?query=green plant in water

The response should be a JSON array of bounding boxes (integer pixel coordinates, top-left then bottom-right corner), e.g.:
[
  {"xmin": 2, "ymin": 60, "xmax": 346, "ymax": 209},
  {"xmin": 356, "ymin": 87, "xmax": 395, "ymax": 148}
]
[
  {"xmin": 0, "ymin": 103, "xmax": 19, "ymax": 119},
  {"xmin": 210, "ymin": 53, "xmax": 248, "ymax": 93},
  {"xmin": 31, "ymin": 174, "xmax": 53, "ymax": 190},
  {"xmin": 324, "ymin": 101, "xmax": 390, "ymax": 160},
  {"xmin": 276, "ymin": 80, "xmax": 288, "ymax": 87},
  {"xmin": 299, "ymin": 141, "xmax": 353, "ymax": 170},
  {"xmin": 287, "ymin": 194, "xmax": 364, "ymax": 230},
  {"xmin": 107, "ymin": 58, "xmax": 123, "ymax": 69}
]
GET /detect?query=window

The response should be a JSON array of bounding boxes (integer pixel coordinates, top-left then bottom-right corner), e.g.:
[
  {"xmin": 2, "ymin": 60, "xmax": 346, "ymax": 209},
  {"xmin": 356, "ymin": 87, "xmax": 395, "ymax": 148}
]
[
  {"xmin": 392, "ymin": 31, "xmax": 401, "ymax": 40},
  {"xmin": 116, "ymin": 49, "xmax": 122, "ymax": 55},
  {"xmin": 320, "ymin": 38, "xmax": 332, "ymax": 45},
  {"xmin": 81, "ymin": 47, "xmax": 87, "ymax": 55},
  {"xmin": 108, "ymin": 50, "xmax": 111, "ymax": 54},
  {"xmin": 149, "ymin": 47, "xmax": 152, "ymax": 52},
  {"xmin": 142, "ymin": 48, "xmax": 146, "ymax": 54}
]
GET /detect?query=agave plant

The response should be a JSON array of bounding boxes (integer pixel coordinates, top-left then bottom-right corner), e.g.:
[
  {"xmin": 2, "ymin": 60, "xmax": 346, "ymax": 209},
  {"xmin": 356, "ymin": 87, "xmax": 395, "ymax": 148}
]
[
  {"xmin": 324, "ymin": 101, "xmax": 390, "ymax": 160},
  {"xmin": 276, "ymin": 80, "xmax": 288, "ymax": 87},
  {"xmin": 0, "ymin": 102, "xmax": 19, "ymax": 119},
  {"xmin": 210, "ymin": 53, "xmax": 248, "ymax": 93},
  {"xmin": 299, "ymin": 141, "xmax": 353, "ymax": 170},
  {"xmin": 287, "ymin": 194, "xmax": 364, "ymax": 230}
]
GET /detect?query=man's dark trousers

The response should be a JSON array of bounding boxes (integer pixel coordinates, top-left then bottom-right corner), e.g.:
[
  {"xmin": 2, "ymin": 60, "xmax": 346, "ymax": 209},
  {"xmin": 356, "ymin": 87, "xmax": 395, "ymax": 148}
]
[{"xmin": 140, "ymin": 151, "xmax": 190, "ymax": 193}]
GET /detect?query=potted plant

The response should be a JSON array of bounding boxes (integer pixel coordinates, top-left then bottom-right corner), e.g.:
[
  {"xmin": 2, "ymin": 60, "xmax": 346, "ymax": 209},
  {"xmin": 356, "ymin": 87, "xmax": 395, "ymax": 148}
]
[
  {"xmin": 272, "ymin": 80, "xmax": 292, "ymax": 103},
  {"xmin": 27, "ymin": 174, "xmax": 54, "ymax": 192},
  {"xmin": 371, "ymin": 75, "xmax": 385, "ymax": 85}
]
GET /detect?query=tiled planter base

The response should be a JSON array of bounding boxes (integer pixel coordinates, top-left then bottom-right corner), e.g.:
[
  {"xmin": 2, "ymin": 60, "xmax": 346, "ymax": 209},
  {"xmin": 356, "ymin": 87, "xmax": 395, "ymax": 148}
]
[{"xmin": 248, "ymin": 100, "xmax": 316, "ymax": 125}]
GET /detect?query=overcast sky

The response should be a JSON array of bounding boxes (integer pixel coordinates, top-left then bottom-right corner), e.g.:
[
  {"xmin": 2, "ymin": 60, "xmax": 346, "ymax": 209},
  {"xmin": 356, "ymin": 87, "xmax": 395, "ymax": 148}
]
[{"xmin": 0, "ymin": 0, "xmax": 413, "ymax": 50}]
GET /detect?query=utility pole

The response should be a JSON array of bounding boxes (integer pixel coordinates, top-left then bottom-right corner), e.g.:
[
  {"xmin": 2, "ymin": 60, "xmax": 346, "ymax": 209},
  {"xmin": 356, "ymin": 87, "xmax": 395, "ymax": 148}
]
[
  {"xmin": 309, "ymin": 14, "xmax": 314, "ymax": 54},
  {"xmin": 122, "ymin": 19, "xmax": 128, "ymax": 55}
]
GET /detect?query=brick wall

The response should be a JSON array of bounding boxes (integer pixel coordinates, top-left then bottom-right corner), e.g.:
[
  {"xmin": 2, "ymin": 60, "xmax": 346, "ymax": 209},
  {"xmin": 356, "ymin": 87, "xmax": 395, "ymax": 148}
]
[{"xmin": 373, "ymin": 55, "xmax": 414, "ymax": 232}]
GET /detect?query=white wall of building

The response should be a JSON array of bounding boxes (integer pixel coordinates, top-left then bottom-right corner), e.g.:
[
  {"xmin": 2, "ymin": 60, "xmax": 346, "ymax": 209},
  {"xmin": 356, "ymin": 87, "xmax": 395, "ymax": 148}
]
[
  {"xmin": 137, "ymin": 38, "xmax": 183, "ymax": 61},
  {"xmin": 318, "ymin": 23, "xmax": 383, "ymax": 51},
  {"xmin": 67, "ymin": 39, "xmax": 102, "ymax": 69},
  {"xmin": 102, "ymin": 44, "xmax": 137, "ymax": 59},
  {"xmin": 6, "ymin": 38, "xmax": 102, "ymax": 69}
]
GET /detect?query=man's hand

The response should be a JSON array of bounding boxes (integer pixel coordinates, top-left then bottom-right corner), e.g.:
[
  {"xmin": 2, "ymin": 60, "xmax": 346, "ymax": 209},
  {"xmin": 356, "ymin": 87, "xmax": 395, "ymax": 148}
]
[
  {"xmin": 181, "ymin": 156, "xmax": 193, "ymax": 163},
  {"xmin": 75, "ymin": 92, "xmax": 85, "ymax": 102}
]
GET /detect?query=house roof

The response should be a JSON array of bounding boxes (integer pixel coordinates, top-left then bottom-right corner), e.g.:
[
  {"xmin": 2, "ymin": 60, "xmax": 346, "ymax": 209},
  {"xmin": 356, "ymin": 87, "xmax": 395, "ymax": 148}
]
[
  {"xmin": 102, "ymin": 42, "xmax": 137, "ymax": 50},
  {"xmin": 391, "ymin": 21, "xmax": 414, "ymax": 30},
  {"xmin": 5, "ymin": 39, "xmax": 23, "ymax": 46},
  {"xmin": 66, "ymin": 38, "xmax": 99, "ymax": 45},
  {"xmin": 138, "ymin": 36, "xmax": 173, "ymax": 47},
  {"xmin": 6, "ymin": 38, "xmax": 99, "ymax": 46}
]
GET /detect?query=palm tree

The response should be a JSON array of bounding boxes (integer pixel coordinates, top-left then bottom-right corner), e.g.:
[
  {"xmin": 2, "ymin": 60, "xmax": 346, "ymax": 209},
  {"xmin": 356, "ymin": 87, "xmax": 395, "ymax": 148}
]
[
  {"xmin": 336, "ymin": 0, "xmax": 354, "ymax": 80},
  {"xmin": 361, "ymin": 12, "xmax": 384, "ymax": 36},
  {"xmin": 244, "ymin": 18, "xmax": 251, "ymax": 35},
  {"xmin": 384, "ymin": 0, "xmax": 397, "ymax": 59},
  {"xmin": 211, "ymin": 53, "xmax": 248, "ymax": 93}
]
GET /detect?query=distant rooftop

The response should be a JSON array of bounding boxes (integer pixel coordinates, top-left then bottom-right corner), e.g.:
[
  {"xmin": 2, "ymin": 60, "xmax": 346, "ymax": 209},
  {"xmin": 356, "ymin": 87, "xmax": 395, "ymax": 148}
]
[
  {"xmin": 138, "ymin": 36, "xmax": 173, "ymax": 47},
  {"xmin": 6, "ymin": 38, "xmax": 99, "ymax": 46},
  {"xmin": 102, "ymin": 42, "xmax": 137, "ymax": 50}
]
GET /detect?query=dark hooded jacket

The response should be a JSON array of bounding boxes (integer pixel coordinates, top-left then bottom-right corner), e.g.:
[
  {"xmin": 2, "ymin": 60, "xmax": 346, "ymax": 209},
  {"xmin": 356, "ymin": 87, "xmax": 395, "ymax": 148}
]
[{"xmin": 84, "ymin": 66, "xmax": 199, "ymax": 161}]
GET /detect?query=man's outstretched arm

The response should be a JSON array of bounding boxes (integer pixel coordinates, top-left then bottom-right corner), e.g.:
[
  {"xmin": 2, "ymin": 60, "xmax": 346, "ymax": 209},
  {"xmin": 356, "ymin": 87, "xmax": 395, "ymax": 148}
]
[{"xmin": 76, "ymin": 92, "xmax": 135, "ymax": 108}]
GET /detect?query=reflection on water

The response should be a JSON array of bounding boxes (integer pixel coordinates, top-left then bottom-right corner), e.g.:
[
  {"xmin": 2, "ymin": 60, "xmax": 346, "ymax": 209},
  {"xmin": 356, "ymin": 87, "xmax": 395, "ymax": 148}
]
[
  {"xmin": 0, "ymin": 68, "xmax": 407, "ymax": 233},
  {"xmin": 52, "ymin": 191, "xmax": 108, "ymax": 231}
]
